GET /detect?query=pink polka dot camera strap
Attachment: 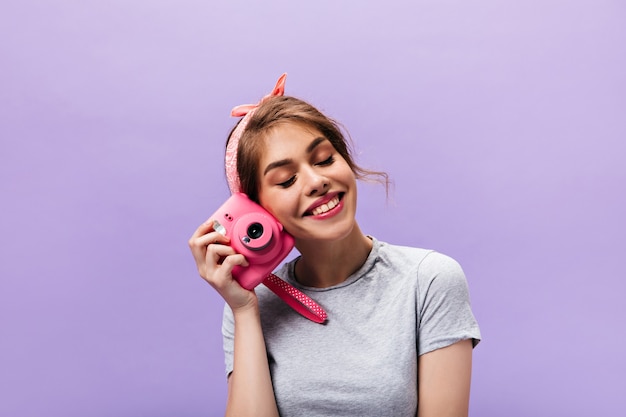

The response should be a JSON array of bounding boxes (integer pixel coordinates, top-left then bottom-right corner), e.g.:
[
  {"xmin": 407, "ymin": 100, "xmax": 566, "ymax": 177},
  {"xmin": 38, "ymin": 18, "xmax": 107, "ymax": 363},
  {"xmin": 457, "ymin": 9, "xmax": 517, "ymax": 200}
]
[{"xmin": 263, "ymin": 274, "xmax": 328, "ymax": 323}]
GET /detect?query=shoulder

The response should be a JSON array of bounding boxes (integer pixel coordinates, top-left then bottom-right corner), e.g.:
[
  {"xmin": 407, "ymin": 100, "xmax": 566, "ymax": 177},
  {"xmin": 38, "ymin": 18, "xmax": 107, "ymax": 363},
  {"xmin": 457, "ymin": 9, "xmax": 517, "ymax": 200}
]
[
  {"xmin": 375, "ymin": 240, "xmax": 469, "ymax": 294},
  {"xmin": 412, "ymin": 250, "xmax": 481, "ymax": 352},
  {"xmin": 374, "ymin": 239, "xmax": 435, "ymax": 271},
  {"xmin": 415, "ymin": 251, "xmax": 470, "ymax": 302},
  {"xmin": 419, "ymin": 251, "xmax": 466, "ymax": 282},
  {"xmin": 375, "ymin": 240, "xmax": 463, "ymax": 279}
]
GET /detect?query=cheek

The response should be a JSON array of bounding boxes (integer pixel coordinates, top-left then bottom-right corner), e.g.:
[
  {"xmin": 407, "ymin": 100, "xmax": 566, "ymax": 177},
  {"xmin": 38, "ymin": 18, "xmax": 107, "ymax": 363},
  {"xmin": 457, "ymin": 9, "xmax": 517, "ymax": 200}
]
[
  {"xmin": 337, "ymin": 162, "xmax": 357, "ymax": 184},
  {"xmin": 273, "ymin": 193, "xmax": 304, "ymax": 226},
  {"xmin": 259, "ymin": 188, "xmax": 291, "ymax": 218},
  {"xmin": 258, "ymin": 190, "xmax": 275, "ymax": 216}
]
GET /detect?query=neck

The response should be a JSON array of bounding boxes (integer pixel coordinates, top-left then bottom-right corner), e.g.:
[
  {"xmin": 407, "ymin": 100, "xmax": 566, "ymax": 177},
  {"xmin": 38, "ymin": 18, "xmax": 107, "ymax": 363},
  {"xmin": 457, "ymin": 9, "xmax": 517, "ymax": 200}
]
[{"xmin": 293, "ymin": 224, "xmax": 373, "ymax": 288}]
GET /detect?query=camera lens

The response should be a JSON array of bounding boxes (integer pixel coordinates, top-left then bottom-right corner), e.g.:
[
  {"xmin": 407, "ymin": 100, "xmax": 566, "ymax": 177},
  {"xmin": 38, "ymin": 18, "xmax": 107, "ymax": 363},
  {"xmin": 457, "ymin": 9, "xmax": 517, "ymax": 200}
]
[{"xmin": 247, "ymin": 223, "xmax": 264, "ymax": 240}]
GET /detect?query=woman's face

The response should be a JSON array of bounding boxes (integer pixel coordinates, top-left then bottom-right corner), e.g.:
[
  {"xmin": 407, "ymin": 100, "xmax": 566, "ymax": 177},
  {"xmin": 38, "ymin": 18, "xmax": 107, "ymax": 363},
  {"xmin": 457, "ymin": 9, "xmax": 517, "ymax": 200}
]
[{"xmin": 256, "ymin": 122, "xmax": 358, "ymax": 242}]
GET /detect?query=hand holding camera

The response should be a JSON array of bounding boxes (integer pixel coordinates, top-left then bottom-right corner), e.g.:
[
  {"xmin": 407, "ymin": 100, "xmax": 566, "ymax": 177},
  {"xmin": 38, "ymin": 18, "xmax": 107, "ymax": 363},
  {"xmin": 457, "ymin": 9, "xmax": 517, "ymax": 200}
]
[
  {"xmin": 208, "ymin": 193, "xmax": 295, "ymax": 290},
  {"xmin": 191, "ymin": 193, "xmax": 325, "ymax": 322}
]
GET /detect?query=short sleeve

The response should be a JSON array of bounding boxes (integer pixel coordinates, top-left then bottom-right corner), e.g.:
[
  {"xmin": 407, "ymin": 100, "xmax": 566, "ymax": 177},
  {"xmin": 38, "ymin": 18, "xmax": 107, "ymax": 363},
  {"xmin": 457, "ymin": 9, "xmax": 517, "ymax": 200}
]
[
  {"xmin": 221, "ymin": 304, "xmax": 235, "ymax": 377},
  {"xmin": 416, "ymin": 252, "xmax": 481, "ymax": 355}
]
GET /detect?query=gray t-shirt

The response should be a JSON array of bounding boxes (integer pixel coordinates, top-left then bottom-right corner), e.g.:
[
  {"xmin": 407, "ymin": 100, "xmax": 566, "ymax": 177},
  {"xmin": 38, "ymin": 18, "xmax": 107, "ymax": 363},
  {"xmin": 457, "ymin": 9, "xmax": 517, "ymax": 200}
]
[{"xmin": 222, "ymin": 237, "xmax": 481, "ymax": 416}]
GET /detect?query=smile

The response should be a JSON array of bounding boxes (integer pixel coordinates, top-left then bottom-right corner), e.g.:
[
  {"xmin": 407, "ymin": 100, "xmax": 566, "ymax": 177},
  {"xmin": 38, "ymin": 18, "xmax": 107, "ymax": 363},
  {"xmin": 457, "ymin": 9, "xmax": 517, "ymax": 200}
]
[
  {"xmin": 304, "ymin": 193, "xmax": 345, "ymax": 218},
  {"xmin": 311, "ymin": 195, "xmax": 340, "ymax": 216}
]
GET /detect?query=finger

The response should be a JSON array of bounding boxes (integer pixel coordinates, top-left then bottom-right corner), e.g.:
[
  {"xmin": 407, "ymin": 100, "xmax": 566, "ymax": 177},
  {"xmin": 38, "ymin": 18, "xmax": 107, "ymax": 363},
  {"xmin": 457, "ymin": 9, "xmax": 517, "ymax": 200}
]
[
  {"xmin": 189, "ymin": 217, "xmax": 229, "ymax": 241},
  {"xmin": 189, "ymin": 231, "xmax": 230, "ymax": 268},
  {"xmin": 189, "ymin": 219, "xmax": 215, "ymax": 239},
  {"xmin": 206, "ymin": 243, "xmax": 239, "ymax": 266},
  {"xmin": 205, "ymin": 245, "xmax": 249, "ymax": 279},
  {"xmin": 222, "ymin": 253, "xmax": 249, "ymax": 269},
  {"xmin": 193, "ymin": 231, "xmax": 230, "ymax": 248},
  {"xmin": 208, "ymin": 253, "xmax": 250, "ymax": 290},
  {"xmin": 188, "ymin": 228, "xmax": 230, "ymax": 262}
]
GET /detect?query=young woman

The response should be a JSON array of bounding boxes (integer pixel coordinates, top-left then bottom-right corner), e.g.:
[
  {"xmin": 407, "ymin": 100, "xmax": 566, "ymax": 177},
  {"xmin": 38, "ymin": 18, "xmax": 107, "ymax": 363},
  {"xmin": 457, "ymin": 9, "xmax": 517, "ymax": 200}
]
[{"xmin": 188, "ymin": 75, "xmax": 481, "ymax": 417}]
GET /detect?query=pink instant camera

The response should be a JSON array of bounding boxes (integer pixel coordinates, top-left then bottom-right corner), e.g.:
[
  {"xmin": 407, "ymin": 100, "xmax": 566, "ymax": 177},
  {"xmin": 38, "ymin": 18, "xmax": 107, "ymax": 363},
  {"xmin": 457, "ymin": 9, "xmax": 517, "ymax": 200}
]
[{"xmin": 210, "ymin": 193, "xmax": 295, "ymax": 290}]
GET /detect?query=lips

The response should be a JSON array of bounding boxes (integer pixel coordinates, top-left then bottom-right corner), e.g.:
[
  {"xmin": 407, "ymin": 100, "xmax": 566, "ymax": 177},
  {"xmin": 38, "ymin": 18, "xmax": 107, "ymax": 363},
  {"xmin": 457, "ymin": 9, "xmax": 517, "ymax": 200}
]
[{"xmin": 304, "ymin": 192, "xmax": 344, "ymax": 216}]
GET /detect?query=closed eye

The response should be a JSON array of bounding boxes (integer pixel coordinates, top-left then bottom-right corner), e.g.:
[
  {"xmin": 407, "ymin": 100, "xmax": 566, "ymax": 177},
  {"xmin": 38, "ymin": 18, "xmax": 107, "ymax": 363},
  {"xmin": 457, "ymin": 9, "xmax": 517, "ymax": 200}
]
[
  {"xmin": 277, "ymin": 175, "xmax": 296, "ymax": 188},
  {"xmin": 316, "ymin": 155, "xmax": 335, "ymax": 166}
]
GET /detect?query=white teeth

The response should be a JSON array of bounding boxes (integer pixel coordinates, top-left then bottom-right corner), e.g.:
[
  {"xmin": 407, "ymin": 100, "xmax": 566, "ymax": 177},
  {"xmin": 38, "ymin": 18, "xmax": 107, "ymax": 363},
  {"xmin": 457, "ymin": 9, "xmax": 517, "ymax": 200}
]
[{"xmin": 312, "ymin": 196, "xmax": 339, "ymax": 216}]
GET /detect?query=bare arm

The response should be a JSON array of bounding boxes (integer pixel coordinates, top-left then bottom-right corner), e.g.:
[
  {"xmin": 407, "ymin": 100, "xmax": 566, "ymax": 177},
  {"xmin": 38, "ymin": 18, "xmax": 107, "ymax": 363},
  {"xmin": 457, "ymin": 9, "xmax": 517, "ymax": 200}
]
[
  {"xmin": 417, "ymin": 339, "xmax": 473, "ymax": 417},
  {"xmin": 188, "ymin": 221, "xmax": 279, "ymax": 417},
  {"xmin": 226, "ymin": 304, "xmax": 279, "ymax": 417}
]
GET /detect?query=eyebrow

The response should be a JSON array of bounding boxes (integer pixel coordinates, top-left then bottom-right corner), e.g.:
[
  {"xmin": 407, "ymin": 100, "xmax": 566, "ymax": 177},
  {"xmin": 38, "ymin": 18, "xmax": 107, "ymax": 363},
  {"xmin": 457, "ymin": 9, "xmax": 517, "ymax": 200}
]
[{"xmin": 263, "ymin": 136, "xmax": 328, "ymax": 176}]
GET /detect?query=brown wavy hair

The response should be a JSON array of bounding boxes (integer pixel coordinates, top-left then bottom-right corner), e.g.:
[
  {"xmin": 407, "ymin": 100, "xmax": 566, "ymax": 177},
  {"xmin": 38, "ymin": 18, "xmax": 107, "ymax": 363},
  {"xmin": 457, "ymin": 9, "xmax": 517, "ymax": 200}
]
[{"xmin": 226, "ymin": 96, "xmax": 389, "ymax": 203}]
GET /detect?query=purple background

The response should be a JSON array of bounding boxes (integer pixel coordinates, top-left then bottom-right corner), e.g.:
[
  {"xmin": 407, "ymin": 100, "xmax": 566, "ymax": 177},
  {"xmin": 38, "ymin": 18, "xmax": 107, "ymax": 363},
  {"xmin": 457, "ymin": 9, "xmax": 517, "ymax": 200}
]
[{"xmin": 1, "ymin": 1, "xmax": 624, "ymax": 416}]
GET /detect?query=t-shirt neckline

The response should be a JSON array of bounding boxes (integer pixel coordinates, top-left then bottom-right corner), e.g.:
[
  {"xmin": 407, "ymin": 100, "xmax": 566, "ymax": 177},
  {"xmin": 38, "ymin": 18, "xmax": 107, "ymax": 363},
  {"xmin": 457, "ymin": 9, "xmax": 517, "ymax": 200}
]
[{"xmin": 284, "ymin": 236, "xmax": 380, "ymax": 292}]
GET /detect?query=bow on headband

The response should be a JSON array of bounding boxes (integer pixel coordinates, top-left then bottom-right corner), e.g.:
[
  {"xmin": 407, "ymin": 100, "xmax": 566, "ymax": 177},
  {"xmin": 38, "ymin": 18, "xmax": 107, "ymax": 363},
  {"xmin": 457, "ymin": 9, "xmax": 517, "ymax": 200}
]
[{"xmin": 225, "ymin": 73, "xmax": 287, "ymax": 193}]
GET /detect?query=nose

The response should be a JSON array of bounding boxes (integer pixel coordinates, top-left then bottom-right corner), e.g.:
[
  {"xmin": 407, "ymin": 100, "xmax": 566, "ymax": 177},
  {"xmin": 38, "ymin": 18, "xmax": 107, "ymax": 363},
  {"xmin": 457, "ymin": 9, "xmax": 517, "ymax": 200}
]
[{"xmin": 303, "ymin": 168, "xmax": 329, "ymax": 197}]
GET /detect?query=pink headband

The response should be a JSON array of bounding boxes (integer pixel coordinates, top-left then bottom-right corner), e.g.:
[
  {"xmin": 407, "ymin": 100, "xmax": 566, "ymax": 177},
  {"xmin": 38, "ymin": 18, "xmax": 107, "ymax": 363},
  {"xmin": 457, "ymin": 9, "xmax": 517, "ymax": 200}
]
[
  {"xmin": 222, "ymin": 74, "xmax": 328, "ymax": 323},
  {"xmin": 225, "ymin": 73, "xmax": 287, "ymax": 194}
]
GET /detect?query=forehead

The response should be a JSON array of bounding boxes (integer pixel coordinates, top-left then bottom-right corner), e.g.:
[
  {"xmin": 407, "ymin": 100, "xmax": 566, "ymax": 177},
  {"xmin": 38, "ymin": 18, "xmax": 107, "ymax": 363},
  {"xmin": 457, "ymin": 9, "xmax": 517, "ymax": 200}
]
[{"xmin": 260, "ymin": 122, "xmax": 327, "ymax": 159}]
